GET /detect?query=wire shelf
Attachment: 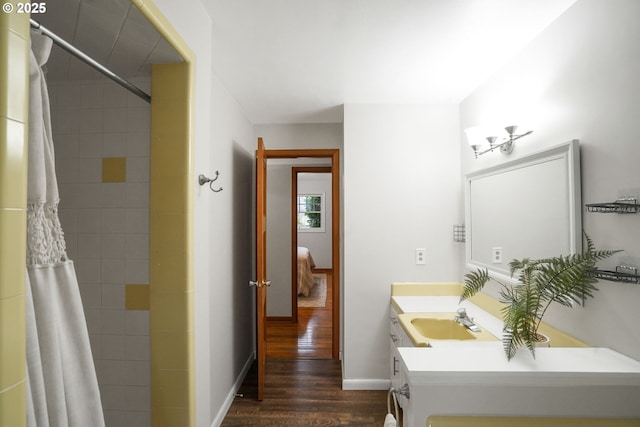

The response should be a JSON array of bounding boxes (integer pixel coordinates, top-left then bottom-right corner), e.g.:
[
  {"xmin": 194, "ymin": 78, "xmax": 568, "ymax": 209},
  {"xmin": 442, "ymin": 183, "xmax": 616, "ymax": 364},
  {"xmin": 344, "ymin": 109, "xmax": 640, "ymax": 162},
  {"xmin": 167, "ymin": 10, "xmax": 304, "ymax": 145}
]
[
  {"xmin": 587, "ymin": 265, "xmax": 640, "ymax": 284},
  {"xmin": 585, "ymin": 197, "xmax": 640, "ymax": 213},
  {"xmin": 453, "ymin": 224, "xmax": 465, "ymax": 243}
]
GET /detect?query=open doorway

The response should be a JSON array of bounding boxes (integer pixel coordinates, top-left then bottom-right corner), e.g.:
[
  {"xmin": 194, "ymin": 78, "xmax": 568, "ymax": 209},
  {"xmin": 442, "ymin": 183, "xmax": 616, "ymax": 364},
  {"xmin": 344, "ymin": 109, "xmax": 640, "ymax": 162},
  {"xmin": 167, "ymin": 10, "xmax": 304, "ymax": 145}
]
[
  {"xmin": 291, "ymin": 167, "xmax": 333, "ymax": 358},
  {"xmin": 263, "ymin": 151, "xmax": 340, "ymax": 360},
  {"xmin": 293, "ymin": 167, "xmax": 333, "ymax": 310}
]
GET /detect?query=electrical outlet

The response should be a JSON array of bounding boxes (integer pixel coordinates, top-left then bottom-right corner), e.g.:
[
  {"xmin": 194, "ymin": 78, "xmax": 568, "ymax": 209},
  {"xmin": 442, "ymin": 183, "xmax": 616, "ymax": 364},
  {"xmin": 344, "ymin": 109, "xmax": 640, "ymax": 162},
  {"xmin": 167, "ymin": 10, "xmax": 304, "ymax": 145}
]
[
  {"xmin": 492, "ymin": 247, "xmax": 503, "ymax": 264},
  {"xmin": 415, "ymin": 248, "xmax": 426, "ymax": 265}
]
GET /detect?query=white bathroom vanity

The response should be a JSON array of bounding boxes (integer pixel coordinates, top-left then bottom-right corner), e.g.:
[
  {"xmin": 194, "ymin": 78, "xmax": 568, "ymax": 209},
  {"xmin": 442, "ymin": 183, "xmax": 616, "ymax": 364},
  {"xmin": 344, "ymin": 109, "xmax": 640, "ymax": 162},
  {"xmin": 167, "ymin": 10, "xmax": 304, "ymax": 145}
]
[{"xmin": 390, "ymin": 288, "xmax": 640, "ymax": 427}]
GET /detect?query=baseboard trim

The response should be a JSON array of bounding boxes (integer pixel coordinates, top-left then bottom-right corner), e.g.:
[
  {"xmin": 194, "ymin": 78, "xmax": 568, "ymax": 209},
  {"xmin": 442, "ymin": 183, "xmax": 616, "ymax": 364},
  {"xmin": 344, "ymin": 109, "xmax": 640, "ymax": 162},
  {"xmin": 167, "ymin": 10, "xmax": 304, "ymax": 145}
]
[
  {"xmin": 342, "ymin": 378, "xmax": 391, "ymax": 390},
  {"xmin": 211, "ymin": 351, "xmax": 255, "ymax": 427}
]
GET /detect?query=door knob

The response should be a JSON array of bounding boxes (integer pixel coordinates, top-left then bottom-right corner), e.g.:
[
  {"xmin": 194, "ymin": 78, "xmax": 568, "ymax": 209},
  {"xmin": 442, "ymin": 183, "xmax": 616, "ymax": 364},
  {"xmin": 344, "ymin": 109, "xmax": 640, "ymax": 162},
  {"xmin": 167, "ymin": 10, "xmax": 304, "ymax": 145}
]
[{"xmin": 248, "ymin": 280, "xmax": 271, "ymax": 288}]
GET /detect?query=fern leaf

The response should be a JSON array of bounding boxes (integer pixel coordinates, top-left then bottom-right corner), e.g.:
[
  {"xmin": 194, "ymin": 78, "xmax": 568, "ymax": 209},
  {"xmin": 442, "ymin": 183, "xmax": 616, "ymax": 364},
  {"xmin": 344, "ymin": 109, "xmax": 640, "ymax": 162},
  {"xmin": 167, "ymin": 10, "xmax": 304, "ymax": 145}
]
[{"xmin": 460, "ymin": 268, "xmax": 490, "ymax": 302}]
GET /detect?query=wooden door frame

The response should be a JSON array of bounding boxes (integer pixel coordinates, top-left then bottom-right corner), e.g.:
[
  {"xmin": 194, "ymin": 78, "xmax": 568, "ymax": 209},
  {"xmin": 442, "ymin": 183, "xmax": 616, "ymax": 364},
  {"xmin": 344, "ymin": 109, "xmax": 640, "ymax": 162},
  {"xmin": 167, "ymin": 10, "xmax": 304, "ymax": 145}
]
[
  {"xmin": 265, "ymin": 149, "xmax": 340, "ymax": 360},
  {"xmin": 291, "ymin": 166, "xmax": 333, "ymax": 322}
]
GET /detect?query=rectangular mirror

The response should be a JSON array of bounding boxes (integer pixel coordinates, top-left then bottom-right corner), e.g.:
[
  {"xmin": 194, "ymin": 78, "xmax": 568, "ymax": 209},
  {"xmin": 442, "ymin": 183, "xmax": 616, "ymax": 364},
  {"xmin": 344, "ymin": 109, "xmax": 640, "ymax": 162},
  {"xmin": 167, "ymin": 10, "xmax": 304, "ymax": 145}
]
[{"xmin": 465, "ymin": 140, "xmax": 582, "ymax": 280}]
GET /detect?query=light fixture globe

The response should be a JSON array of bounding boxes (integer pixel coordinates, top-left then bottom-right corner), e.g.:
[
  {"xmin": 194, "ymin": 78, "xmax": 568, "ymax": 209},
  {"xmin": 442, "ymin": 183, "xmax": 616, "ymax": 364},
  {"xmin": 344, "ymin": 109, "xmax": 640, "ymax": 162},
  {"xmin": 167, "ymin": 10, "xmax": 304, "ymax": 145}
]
[
  {"xmin": 464, "ymin": 126, "xmax": 486, "ymax": 158},
  {"xmin": 504, "ymin": 125, "xmax": 519, "ymax": 136}
]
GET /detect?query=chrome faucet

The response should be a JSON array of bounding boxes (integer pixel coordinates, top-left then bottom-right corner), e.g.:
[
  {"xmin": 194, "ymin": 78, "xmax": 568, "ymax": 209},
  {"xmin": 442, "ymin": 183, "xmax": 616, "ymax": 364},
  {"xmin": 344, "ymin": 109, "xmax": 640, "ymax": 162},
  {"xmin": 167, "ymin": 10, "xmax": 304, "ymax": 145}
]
[{"xmin": 454, "ymin": 308, "xmax": 480, "ymax": 332}]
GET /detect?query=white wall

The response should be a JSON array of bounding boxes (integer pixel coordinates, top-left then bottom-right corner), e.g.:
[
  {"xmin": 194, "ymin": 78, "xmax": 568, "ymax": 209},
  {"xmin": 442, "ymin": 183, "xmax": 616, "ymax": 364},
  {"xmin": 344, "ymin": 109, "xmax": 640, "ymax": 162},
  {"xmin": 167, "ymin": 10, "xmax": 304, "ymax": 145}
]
[
  {"xmin": 207, "ymin": 72, "xmax": 255, "ymax": 426},
  {"xmin": 460, "ymin": 0, "xmax": 640, "ymax": 360},
  {"xmin": 154, "ymin": 2, "xmax": 256, "ymax": 426},
  {"xmin": 255, "ymin": 123, "xmax": 343, "ymax": 150},
  {"xmin": 343, "ymin": 104, "xmax": 462, "ymax": 387},
  {"xmin": 266, "ymin": 163, "xmax": 293, "ymax": 317}
]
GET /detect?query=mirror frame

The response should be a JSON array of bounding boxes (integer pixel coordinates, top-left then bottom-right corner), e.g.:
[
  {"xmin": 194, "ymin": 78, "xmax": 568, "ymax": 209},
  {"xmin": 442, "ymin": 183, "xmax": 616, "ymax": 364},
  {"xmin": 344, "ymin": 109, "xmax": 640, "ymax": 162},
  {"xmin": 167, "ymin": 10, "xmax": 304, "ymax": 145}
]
[{"xmin": 464, "ymin": 139, "xmax": 582, "ymax": 282}]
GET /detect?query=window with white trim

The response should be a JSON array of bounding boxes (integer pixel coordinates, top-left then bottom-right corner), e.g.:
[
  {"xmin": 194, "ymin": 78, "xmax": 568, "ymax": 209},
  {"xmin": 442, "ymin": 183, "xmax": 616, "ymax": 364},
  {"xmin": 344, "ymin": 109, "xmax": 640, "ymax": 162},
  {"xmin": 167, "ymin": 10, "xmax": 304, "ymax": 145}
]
[{"xmin": 297, "ymin": 193, "xmax": 325, "ymax": 232}]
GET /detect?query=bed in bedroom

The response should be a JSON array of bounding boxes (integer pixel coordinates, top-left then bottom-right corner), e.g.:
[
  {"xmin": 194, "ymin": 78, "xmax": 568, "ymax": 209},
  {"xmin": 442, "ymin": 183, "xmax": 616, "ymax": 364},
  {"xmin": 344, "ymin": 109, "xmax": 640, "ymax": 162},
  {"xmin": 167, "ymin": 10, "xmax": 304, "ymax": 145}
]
[{"xmin": 297, "ymin": 246, "xmax": 316, "ymax": 297}]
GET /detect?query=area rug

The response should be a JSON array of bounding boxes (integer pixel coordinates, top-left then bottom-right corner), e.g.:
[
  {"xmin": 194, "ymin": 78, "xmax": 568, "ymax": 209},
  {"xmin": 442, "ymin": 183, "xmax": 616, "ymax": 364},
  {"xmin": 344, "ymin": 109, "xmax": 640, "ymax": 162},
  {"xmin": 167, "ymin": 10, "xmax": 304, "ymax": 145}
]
[{"xmin": 298, "ymin": 274, "xmax": 327, "ymax": 308}]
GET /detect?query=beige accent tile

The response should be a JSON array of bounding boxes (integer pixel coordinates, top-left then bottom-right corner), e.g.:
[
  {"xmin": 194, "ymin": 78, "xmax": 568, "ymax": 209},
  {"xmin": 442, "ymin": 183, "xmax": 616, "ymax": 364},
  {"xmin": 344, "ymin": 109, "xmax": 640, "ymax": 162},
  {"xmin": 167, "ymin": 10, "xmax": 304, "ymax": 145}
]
[
  {"xmin": 0, "ymin": 294, "xmax": 25, "ymax": 390},
  {"xmin": 149, "ymin": 249, "xmax": 189, "ymax": 293},
  {"xmin": 102, "ymin": 157, "xmax": 127, "ymax": 183},
  {"xmin": 152, "ymin": 369, "xmax": 188, "ymax": 407},
  {"xmin": 150, "ymin": 212, "xmax": 187, "ymax": 255},
  {"xmin": 151, "ymin": 330, "xmax": 189, "ymax": 370},
  {"xmin": 125, "ymin": 284, "xmax": 150, "ymax": 311},
  {"xmin": 150, "ymin": 134, "xmax": 189, "ymax": 178},
  {"xmin": 0, "ymin": 28, "xmax": 29, "ymax": 122},
  {"xmin": 391, "ymin": 282, "xmax": 463, "ymax": 296},
  {"xmin": 0, "ymin": 209, "xmax": 26, "ymax": 299},
  {"xmin": 150, "ymin": 404, "xmax": 188, "ymax": 427},
  {"xmin": 148, "ymin": 59, "xmax": 194, "ymax": 426},
  {"xmin": 0, "ymin": 118, "xmax": 27, "ymax": 208},
  {"xmin": 0, "ymin": 380, "xmax": 26, "ymax": 427},
  {"xmin": 149, "ymin": 292, "xmax": 188, "ymax": 331},
  {"xmin": 151, "ymin": 175, "xmax": 187, "ymax": 214},
  {"xmin": 1, "ymin": 5, "xmax": 30, "ymax": 39}
]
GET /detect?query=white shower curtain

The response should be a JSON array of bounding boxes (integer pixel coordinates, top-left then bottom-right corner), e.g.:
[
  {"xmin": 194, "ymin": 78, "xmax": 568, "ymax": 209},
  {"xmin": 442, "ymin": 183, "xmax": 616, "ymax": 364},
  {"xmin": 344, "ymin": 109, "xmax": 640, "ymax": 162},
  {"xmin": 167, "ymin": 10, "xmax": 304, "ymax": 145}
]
[{"xmin": 25, "ymin": 33, "xmax": 105, "ymax": 427}]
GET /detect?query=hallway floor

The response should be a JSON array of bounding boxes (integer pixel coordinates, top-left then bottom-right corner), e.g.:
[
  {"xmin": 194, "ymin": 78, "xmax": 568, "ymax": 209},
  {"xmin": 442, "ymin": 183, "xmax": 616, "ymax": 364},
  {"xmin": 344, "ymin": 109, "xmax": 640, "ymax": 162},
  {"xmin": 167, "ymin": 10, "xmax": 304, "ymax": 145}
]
[
  {"xmin": 266, "ymin": 271, "xmax": 334, "ymax": 359},
  {"xmin": 220, "ymin": 358, "xmax": 389, "ymax": 426},
  {"xmin": 222, "ymin": 271, "xmax": 389, "ymax": 425}
]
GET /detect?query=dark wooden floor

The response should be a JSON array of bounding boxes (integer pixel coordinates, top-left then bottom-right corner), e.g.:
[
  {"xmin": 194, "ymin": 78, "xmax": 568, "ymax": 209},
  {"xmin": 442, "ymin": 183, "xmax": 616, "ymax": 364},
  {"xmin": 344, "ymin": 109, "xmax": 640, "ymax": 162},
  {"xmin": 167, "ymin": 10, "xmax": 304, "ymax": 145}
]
[
  {"xmin": 220, "ymin": 358, "xmax": 389, "ymax": 426},
  {"xmin": 221, "ymin": 272, "xmax": 389, "ymax": 426}
]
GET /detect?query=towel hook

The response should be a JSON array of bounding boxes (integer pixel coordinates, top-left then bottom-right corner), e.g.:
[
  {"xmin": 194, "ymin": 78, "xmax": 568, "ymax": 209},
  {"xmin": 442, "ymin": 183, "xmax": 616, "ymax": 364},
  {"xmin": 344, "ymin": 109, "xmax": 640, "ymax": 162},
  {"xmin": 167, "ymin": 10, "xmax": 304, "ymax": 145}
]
[{"xmin": 198, "ymin": 172, "xmax": 223, "ymax": 192}]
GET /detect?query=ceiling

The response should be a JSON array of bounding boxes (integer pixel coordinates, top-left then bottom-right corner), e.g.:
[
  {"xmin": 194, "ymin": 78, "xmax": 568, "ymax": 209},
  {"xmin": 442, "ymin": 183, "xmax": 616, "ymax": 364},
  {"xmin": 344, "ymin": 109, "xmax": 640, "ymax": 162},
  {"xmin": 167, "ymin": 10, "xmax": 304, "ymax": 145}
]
[
  {"xmin": 33, "ymin": 0, "xmax": 577, "ymax": 124},
  {"xmin": 205, "ymin": 0, "xmax": 577, "ymax": 123},
  {"xmin": 33, "ymin": 0, "xmax": 181, "ymax": 82}
]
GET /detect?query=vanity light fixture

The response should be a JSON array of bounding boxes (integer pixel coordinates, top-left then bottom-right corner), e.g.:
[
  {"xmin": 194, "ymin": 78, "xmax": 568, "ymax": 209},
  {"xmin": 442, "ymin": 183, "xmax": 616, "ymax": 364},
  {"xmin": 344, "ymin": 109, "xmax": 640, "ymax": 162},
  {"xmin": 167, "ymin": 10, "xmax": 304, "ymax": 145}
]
[{"xmin": 465, "ymin": 125, "xmax": 533, "ymax": 158}]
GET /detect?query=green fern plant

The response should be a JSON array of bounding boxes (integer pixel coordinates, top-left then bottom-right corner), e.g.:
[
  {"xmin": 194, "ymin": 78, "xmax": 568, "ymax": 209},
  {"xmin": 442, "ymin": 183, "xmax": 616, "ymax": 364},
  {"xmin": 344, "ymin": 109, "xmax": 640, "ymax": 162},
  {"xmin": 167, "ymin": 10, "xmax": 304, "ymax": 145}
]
[{"xmin": 460, "ymin": 233, "xmax": 621, "ymax": 360}]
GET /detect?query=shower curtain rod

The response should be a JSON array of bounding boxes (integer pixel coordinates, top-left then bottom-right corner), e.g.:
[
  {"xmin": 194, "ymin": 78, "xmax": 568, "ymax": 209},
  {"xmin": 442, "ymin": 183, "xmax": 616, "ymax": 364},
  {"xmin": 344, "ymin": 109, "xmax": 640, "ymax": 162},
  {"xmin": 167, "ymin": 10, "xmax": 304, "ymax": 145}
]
[{"xmin": 30, "ymin": 19, "xmax": 151, "ymax": 103}]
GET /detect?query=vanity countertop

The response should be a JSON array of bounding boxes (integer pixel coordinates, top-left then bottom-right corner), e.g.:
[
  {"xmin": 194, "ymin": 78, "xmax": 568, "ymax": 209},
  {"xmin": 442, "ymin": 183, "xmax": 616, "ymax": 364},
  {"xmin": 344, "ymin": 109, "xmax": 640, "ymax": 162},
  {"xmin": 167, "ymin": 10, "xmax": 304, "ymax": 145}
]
[
  {"xmin": 399, "ymin": 345, "xmax": 640, "ymax": 386},
  {"xmin": 392, "ymin": 293, "xmax": 640, "ymax": 385}
]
